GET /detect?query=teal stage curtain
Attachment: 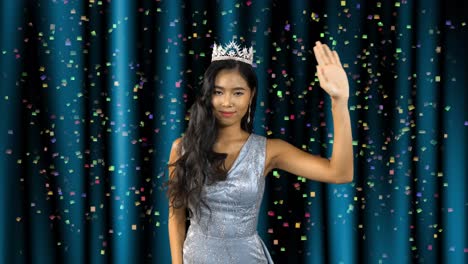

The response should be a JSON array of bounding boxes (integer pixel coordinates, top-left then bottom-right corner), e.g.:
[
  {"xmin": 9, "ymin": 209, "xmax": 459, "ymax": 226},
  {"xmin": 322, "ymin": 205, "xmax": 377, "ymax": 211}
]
[{"xmin": 1, "ymin": 0, "xmax": 467, "ymax": 263}]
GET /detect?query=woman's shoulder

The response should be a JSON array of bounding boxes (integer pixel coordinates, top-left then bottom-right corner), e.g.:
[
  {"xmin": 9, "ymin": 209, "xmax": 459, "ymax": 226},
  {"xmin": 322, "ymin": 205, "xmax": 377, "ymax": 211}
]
[
  {"xmin": 263, "ymin": 136, "xmax": 291, "ymax": 156},
  {"xmin": 172, "ymin": 137, "xmax": 183, "ymax": 145},
  {"xmin": 251, "ymin": 133, "xmax": 279, "ymax": 143},
  {"xmin": 170, "ymin": 137, "xmax": 183, "ymax": 150},
  {"xmin": 170, "ymin": 137, "xmax": 184, "ymax": 157},
  {"xmin": 251, "ymin": 133, "xmax": 278, "ymax": 150}
]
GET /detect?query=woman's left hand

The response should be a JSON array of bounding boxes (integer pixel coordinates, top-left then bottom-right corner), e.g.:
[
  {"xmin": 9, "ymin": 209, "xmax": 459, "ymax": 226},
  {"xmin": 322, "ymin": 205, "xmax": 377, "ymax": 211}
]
[{"xmin": 313, "ymin": 41, "xmax": 349, "ymax": 101}]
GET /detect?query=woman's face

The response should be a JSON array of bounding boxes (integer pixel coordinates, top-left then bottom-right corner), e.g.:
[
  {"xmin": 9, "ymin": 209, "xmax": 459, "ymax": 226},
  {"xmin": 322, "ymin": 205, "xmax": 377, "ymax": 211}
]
[{"xmin": 211, "ymin": 69, "xmax": 254, "ymax": 128}]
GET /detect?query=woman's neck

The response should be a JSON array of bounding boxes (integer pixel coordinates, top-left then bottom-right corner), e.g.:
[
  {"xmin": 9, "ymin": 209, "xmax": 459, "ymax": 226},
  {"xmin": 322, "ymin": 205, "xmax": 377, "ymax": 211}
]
[{"xmin": 216, "ymin": 126, "xmax": 248, "ymax": 142}]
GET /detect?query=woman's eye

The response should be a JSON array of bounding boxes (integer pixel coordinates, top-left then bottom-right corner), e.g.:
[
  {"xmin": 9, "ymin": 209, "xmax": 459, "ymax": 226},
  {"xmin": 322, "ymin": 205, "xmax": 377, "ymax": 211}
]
[
  {"xmin": 234, "ymin": 92, "xmax": 244, "ymax": 96},
  {"xmin": 213, "ymin": 91, "xmax": 222, "ymax": 95}
]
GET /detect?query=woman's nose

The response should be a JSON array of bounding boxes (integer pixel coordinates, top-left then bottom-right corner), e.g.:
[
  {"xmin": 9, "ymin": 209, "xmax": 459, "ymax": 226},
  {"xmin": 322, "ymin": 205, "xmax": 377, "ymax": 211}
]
[{"xmin": 221, "ymin": 95, "xmax": 233, "ymax": 106}]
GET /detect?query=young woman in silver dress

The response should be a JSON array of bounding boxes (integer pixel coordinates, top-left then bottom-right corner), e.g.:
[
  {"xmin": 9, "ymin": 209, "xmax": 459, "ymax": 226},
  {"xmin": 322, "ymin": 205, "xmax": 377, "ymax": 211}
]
[{"xmin": 167, "ymin": 41, "xmax": 353, "ymax": 263}]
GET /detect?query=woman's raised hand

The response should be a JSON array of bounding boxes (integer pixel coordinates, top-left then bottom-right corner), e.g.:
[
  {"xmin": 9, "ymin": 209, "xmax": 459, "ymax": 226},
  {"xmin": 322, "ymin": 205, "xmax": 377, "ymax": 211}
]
[{"xmin": 313, "ymin": 41, "xmax": 349, "ymax": 100}]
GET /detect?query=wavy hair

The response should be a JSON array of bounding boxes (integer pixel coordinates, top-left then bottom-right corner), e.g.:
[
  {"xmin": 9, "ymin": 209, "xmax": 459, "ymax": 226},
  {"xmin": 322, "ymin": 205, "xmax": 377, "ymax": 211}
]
[{"xmin": 166, "ymin": 59, "xmax": 258, "ymax": 219}]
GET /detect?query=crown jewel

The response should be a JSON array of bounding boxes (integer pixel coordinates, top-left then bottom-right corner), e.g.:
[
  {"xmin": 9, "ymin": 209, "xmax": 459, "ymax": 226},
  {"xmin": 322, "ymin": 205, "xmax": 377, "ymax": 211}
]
[{"xmin": 211, "ymin": 41, "xmax": 254, "ymax": 65}]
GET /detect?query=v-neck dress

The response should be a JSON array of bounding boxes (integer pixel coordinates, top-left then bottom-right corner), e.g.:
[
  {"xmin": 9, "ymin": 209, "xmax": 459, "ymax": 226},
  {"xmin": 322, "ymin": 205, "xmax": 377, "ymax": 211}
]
[{"xmin": 182, "ymin": 133, "xmax": 274, "ymax": 263}]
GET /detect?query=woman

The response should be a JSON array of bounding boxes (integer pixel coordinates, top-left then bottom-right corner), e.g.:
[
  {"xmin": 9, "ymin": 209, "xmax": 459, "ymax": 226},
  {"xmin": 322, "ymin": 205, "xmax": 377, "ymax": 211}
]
[{"xmin": 167, "ymin": 41, "xmax": 353, "ymax": 263}]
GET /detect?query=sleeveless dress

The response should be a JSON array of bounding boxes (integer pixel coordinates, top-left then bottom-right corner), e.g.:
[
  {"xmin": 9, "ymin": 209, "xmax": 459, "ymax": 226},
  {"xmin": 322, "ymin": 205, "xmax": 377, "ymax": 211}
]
[{"xmin": 183, "ymin": 133, "xmax": 274, "ymax": 263}]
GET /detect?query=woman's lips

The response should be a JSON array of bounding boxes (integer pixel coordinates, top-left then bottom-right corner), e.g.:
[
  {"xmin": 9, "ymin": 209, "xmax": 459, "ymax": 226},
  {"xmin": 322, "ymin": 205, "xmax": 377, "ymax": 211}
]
[{"xmin": 220, "ymin": 111, "xmax": 235, "ymax": 117}]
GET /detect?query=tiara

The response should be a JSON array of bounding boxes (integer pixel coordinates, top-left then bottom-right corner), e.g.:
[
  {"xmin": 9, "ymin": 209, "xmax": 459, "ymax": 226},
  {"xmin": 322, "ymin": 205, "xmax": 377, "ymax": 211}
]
[{"xmin": 211, "ymin": 41, "xmax": 254, "ymax": 65}]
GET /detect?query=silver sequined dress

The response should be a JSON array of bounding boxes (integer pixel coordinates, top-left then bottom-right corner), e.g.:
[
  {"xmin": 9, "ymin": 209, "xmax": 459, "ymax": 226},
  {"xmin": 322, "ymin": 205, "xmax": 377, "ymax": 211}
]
[{"xmin": 183, "ymin": 133, "xmax": 274, "ymax": 263}]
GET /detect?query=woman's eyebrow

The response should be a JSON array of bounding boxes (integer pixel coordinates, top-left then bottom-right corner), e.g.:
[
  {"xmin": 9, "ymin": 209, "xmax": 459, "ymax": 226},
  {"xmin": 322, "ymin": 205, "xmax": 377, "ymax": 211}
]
[{"xmin": 214, "ymin": 85, "xmax": 246, "ymax": 90}]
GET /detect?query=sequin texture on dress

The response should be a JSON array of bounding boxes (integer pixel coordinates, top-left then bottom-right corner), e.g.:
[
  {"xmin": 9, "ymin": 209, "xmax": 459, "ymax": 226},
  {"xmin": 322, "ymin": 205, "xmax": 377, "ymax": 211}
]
[{"xmin": 183, "ymin": 133, "xmax": 274, "ymax": 264}]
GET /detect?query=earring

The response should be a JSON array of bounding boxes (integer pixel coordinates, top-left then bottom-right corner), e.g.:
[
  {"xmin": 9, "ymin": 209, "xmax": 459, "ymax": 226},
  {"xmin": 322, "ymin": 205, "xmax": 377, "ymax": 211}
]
[{"xmin": 247, "ymin": 105, "xmax": 251, "ymax": 124}]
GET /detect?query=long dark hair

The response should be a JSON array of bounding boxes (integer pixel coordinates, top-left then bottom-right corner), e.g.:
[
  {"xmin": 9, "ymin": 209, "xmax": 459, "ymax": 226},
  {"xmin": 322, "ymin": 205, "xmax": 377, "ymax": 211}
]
[{"xmin": 166, "ymin": 59, "xmax": 258, "ymax": 219}]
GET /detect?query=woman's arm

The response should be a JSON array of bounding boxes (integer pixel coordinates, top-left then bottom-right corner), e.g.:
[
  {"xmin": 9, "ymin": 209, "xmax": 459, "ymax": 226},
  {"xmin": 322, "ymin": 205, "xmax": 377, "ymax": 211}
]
[
  {"xmin": 329, "ymin": 97, "xmax": 353, "ymax": 182},
  {"xmin": 267, "ymin": 42, "xmax": 354, "ymax": 184},
  {"xmin": 168, "ymin": 138, "xmax": 186, "ymax": 264}
]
